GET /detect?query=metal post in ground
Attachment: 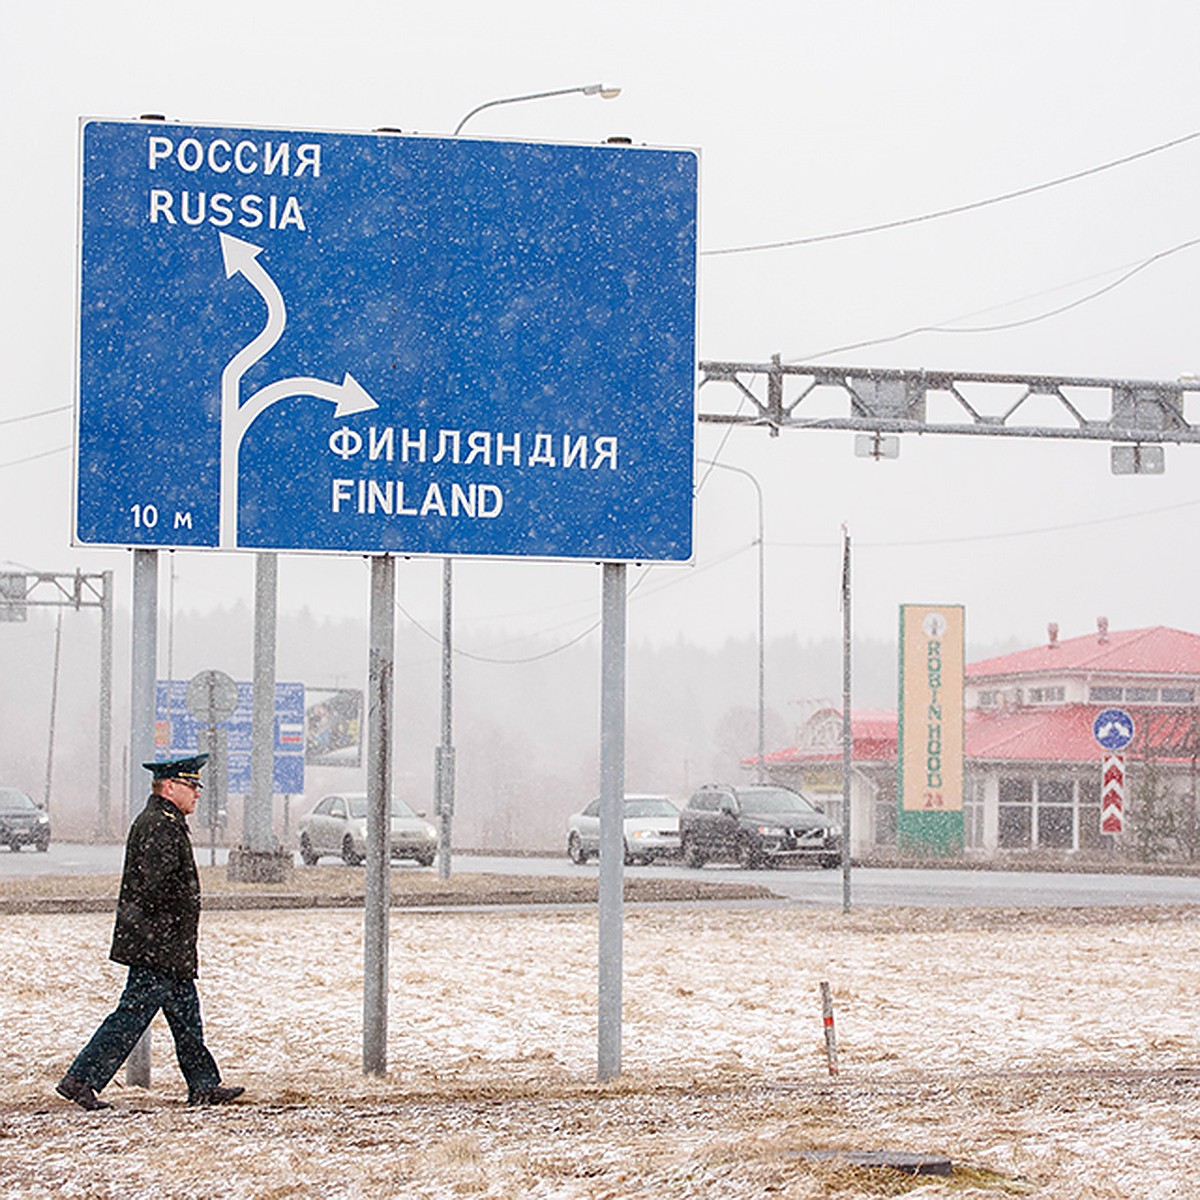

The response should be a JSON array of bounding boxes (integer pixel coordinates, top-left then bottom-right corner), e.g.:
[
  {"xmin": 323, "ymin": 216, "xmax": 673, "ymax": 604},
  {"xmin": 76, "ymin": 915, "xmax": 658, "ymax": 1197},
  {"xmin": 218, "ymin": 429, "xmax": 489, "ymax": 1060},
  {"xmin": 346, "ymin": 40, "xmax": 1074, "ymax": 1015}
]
[
  {"xmin": 820, "ymin": 981, "xmax": 839, "ymax": 1076},
  {"xmin": 363, "ymin": 554, "xmax": 395, "ymax": 1076},
  {"xmin": 597, "ymin": 562, "xmax": 626, "ymax": 1081},
  {"xmin": 126, "ymin": 549, "xmax": 158, "ymax": 1088}
]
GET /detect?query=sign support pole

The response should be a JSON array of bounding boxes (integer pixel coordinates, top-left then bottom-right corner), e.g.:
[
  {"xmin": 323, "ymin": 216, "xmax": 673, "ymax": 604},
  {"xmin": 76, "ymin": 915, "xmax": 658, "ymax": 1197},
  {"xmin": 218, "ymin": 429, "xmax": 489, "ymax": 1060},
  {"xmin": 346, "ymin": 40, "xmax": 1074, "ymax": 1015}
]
[
  {"xmin": 597, "ymin": 561, "xmax": 626, "ymax": 1081},
  {"xmin": 247, "ymin": 552, "xmax": 278, "ymax": 854},
  {"xmin": 126, "ymin": 548, "xmax": 157, "ymax": 1088},
  {"xmin": 841, "ymin": 528, "xmax": 853, "ymax": 914},
  {"xmin": 435, "ymin": 557, "xmax": 455, "ymax": 880},
  {"xmin": 97, "ymin": 570, "xmax": 114, "ymax": 839},
  {"xmin": 363, "ymin": 554, "xmax": 394, "ymax": 1076}
]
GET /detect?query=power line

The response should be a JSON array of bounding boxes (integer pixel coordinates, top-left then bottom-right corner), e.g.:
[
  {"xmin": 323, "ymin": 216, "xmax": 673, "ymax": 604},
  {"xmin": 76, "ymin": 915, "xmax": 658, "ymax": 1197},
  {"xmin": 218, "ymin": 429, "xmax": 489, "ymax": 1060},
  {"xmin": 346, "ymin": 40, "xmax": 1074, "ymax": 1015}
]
[
  {"xmin": 0, "ymin": 404, "xmax": 70, "ymax": 428},
  {"xmin": 788, "ymin": 235, "xmax": 1200, "ymax": 362},
  {"xmin": 705, "ymin": 128, "xmax": 1200, "ymax": 257},
  {"xmin": 0, "ymin": 445, "xmax": 69, "ymax": 469},
  {"xmin": 772, "ymin": 495, "xmax": 1200, "ymax": 551}
]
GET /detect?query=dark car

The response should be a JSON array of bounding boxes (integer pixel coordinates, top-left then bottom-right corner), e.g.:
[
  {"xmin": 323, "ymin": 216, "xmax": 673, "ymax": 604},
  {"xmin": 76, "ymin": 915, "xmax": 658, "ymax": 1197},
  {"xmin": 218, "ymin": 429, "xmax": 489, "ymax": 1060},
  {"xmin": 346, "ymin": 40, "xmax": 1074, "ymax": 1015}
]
[
  {"xmin": 0, "ymin": 788, "xmax": 51, "ymax": 852},
  {"xmin": 679, "ymin": 784, "xmax": 841, "ymax": 869}
]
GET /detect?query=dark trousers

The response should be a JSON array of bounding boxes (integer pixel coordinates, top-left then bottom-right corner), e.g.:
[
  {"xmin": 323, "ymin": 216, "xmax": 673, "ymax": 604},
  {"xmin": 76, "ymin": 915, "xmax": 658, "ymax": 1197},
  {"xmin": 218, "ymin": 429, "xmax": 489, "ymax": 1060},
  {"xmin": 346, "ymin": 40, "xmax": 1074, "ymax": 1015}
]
[{"xmin": 68, "ymin": 965, "xmax": 221, "ymax": 1095}]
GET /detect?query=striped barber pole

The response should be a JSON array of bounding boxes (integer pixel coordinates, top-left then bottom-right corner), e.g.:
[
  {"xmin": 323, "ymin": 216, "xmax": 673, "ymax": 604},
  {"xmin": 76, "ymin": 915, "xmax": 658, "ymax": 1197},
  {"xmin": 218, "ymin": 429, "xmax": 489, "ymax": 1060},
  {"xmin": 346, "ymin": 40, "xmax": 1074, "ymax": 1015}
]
[{"xmin": 1101, "ymin": 754, "xmax": 1125, "ymax": 835}]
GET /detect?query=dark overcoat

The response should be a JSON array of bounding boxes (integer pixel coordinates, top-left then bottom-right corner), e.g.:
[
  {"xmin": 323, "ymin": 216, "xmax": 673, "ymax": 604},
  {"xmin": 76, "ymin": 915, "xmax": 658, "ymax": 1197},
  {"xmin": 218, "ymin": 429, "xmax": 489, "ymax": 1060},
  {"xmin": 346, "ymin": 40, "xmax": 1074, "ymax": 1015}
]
[{"xmin": 110, "ymin": 794, "xmax": 201, "ymax": 980}]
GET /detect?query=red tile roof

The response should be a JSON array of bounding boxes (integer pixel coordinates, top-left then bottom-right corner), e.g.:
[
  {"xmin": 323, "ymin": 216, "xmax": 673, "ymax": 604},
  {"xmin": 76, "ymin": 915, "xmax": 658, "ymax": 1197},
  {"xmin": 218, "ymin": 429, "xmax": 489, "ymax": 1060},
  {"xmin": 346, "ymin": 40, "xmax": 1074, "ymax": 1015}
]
[
  {"xmin": 761, "ymin": 705, "xmax": 1200, "ymax": 767},
  {"xmin": 756, "ymin": 626, "xmax": 1200, "ymax": 769},
  {"xmin": 968, "ymin": 626, "xmax": 1200, "ymax": 680}
]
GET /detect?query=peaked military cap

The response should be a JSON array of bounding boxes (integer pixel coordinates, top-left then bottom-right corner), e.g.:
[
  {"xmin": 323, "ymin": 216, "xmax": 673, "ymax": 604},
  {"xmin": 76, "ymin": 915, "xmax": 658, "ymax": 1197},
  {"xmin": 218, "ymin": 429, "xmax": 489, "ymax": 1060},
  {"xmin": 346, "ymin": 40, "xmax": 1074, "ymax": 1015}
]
[{"xmin": 142, "ymin": 754, "xmax": 209, "ymax": 785}]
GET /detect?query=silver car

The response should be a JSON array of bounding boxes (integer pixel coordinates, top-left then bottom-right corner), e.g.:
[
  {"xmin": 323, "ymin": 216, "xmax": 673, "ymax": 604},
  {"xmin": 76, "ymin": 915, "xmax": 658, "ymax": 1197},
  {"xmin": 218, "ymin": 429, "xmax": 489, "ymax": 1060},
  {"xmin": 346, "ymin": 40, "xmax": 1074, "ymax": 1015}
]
[
  {"xmin": 298, "ymin": 793, "xmax": 437, "ymax": 867},
  {"xmin": 567, "ymin": 794, "xmax": 681, "ymax": 865}
]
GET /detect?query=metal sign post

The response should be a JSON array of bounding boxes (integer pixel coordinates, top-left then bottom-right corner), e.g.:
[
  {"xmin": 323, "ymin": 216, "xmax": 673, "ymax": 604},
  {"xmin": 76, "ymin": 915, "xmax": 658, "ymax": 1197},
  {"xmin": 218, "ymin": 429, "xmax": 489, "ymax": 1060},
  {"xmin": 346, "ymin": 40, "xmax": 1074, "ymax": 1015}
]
[
  {"xmin": 126, "ymin": 549, "xmax": 157, "ymax": 1088},
  {"xmin": 597, "ymin": 562, "xmax": 626, "ymax": 1081},
  {"xmin": 247, "ymin": 553, "xmax": 278, "ymax": 854},
  {"xmin": 363, "ymin": 555, "xmax": 395, "ymax": 1077}
]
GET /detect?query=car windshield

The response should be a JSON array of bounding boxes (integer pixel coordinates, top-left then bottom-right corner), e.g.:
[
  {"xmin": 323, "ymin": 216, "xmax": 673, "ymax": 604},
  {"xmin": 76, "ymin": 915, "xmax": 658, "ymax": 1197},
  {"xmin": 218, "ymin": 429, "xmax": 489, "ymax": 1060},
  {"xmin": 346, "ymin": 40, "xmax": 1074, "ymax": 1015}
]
[
  {"xmin": 0, "ymin": 790, "xmax": 37, "ymax": 815},
  {"xmin": 623, "ymin": 798, "xmax": 676, "ymax": 818},
  {"xmin": 739, "ymin": 788, "xmax": 816, "ymax": 814},
  {"xmin": 345, "ymin": 797, "xmax": 417, "ymax": 820}
]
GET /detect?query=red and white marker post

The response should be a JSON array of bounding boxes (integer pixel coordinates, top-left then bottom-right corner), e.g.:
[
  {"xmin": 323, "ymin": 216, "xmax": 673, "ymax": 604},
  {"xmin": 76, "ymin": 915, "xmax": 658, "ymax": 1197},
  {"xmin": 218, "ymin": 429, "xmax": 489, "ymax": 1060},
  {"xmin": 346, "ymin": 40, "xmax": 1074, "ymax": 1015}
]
[{"xmin": 1101, "ymin": 754, "xmax": 1125, "ymax": 835}]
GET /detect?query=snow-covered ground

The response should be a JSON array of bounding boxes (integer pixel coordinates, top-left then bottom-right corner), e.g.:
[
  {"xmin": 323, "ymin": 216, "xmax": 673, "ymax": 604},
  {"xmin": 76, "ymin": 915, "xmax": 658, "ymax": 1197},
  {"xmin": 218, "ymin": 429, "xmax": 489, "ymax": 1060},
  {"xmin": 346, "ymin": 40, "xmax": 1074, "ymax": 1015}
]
[{"xmin": 2, "ymin": 902, "xmax": 1197, "ymax": 1198}]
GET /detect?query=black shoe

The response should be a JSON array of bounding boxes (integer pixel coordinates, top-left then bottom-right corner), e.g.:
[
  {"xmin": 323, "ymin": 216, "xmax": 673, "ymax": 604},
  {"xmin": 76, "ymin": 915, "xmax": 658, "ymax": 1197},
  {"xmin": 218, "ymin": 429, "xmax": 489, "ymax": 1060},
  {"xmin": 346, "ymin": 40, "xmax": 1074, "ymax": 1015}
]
[
  {"xmin": 56, "ymin": 1073, "xmax": 112, "ymax": 1111},
  {"xmin": 188, "ymin": 1084, "xmax": 245, "ymax": 1106}
]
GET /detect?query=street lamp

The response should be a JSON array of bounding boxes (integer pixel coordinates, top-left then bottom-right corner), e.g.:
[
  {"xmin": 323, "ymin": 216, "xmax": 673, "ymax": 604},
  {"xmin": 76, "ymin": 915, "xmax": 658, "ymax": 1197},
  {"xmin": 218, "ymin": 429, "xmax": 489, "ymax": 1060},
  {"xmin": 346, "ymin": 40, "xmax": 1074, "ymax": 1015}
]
[
  {"xmin": 453, "ymin": 83, "xmax": 622, "ymax": 136},
  {"xmin": 432, "ymin": 82, "xmax": 625, "ymax": 879},
  {"xmin": 700, "ymin": 460, "xmax": 766, "ymax": 782}
]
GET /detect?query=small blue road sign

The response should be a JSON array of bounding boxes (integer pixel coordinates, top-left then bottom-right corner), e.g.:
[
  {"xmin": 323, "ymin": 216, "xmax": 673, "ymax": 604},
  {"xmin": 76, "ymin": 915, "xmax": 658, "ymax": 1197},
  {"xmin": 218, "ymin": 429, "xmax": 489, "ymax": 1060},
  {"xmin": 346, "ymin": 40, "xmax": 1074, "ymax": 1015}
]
[
  {"xmin": 1093, "ymin": 707, "xmax": 1135, "ymax": 752},
  {"xmin": 155, "ymin": 680, "xmax": 305, "ymax": 794},
  {"xmin": 75, "ymin": 120, "xmax": 698, "ymax": 561}
]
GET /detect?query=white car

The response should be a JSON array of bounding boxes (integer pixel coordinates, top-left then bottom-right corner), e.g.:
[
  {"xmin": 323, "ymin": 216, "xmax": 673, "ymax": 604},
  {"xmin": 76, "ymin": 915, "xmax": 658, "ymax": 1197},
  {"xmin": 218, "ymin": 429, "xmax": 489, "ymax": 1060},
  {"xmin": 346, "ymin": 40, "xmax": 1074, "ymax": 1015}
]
[
  {"xmin": 298, "ymin": 793, "xmax": 437, "ymax": 867},
  {"xmin": 567, "ymin": 794, "xmax": 681, "ymax": 865}
]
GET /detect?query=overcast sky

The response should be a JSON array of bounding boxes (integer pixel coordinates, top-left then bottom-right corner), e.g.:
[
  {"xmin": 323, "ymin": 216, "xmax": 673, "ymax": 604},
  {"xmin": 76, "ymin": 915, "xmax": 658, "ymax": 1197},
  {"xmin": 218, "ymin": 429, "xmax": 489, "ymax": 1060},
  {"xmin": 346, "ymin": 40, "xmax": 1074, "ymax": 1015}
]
[{"xmin": 3, "ymin": 0, "xmax": 1199, "ymax": 660}]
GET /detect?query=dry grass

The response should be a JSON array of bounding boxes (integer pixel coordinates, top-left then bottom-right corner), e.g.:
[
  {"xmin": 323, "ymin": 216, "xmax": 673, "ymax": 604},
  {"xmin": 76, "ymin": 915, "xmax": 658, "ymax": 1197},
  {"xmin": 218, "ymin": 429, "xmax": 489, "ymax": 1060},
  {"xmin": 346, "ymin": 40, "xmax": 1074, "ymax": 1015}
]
[
  {"xmin": 0, "ymin": 864, "xmax": 775, "ymax": 911},
  {"xmin": 1, "ymin": 901, "xmax": 1197, "ymax": 1197}
]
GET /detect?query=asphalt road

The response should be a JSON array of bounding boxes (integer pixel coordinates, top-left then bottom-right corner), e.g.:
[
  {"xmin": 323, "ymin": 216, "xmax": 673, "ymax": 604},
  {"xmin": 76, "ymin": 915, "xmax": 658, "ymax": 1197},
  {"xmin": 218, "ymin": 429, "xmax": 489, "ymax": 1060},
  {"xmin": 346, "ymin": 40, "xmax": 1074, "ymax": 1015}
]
[{"xmin": 3, "ymin": 841, "xmax": 1198, "ymax": 908}]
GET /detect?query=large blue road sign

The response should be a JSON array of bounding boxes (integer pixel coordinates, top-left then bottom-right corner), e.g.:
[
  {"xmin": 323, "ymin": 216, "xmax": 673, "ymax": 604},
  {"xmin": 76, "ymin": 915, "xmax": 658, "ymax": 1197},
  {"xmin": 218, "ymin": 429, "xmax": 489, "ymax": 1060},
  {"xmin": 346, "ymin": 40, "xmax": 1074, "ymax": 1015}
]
[
  {"xmin": 155, "ymin": 679, "xmax": 305, "ymax": 795},
  {"xmin": 74, "ymin": 119, "xmax": 698, "ymax": 560}
]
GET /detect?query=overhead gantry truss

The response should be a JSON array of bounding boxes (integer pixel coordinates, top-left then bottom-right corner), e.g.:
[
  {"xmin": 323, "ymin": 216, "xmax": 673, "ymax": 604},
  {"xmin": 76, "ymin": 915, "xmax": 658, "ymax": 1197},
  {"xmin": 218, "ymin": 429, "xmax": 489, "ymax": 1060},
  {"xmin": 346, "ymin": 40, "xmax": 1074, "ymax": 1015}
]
[{"xmin": 697, "ymin": 356, "xmax": 1200, "ymax": 445}]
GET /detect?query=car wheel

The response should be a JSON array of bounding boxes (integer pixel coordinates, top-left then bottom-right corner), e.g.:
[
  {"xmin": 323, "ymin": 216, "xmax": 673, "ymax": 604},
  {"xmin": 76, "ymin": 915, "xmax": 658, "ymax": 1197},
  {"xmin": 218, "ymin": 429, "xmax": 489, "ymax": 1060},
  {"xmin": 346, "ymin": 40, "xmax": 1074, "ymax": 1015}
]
[
  {"xmin": 682, "ymin": 837, "xmax": 706, "ymax": 869},
  {"xmin": 9, "ymin": 842, "xmax": 20, "ymax": 853},
  {"xmin": 567, "ymin": 833, "xmax": 588, "ymax": 865},
  {"xmin": 299, "ymin": 834, "xmax": 319, "ymax": 866},
  {"xmin": 416, "ymin": 854, "xmax": 435, "ymax": 868},
  {"xmin": 820, "ymin": 854, "xmax": 841, "ymax": 870},
  {"xmin": 342, "ymin": 835, "xmax": 363, "ymax": 866},
  {"xmin": 35, "ymin": 839, "xmax": 49, "ymax": 853},
  {"xmin": 736, "ymin": 838, "xmax": 763, "ymax": 870}
]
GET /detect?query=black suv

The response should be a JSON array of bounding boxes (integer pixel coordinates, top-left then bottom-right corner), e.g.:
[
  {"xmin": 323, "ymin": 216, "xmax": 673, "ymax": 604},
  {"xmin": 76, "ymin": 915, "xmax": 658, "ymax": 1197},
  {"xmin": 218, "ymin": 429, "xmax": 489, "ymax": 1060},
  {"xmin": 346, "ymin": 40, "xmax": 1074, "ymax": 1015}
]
[
  {"xmin": 0, "ymin": 788, "xmax": 51, "ymax": 852},
  {"xmin": 679, "ymin": 784, "xmax": 840, "ymax": 869}
]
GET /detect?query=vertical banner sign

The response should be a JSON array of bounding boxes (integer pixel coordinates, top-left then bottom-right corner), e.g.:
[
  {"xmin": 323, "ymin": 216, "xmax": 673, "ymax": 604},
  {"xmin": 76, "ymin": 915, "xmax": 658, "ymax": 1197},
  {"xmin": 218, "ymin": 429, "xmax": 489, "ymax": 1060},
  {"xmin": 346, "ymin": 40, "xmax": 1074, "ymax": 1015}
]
[
  {"xmin": 1100, "ymin": 754, "xmax": 1125, "ymax": 834},
  {"xmin": 899, "ymin": 604, "xmax": 965, "ymax": 813}
]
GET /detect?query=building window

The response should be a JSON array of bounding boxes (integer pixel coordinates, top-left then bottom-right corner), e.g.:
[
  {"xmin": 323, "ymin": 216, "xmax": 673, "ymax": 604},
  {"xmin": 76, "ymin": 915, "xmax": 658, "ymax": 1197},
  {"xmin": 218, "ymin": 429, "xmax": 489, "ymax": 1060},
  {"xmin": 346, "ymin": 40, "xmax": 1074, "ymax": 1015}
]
[
  {"xmin": 1125, "ymin": 687, "xmax": 1158, "ymax": 704},
  {"xmin": 1076, "ymin": 777, "xmax": 1111, "ymax": 851},
  {"xmin": 1028, "ymin": 687, "xmax": 1065, "ymax": 704},
  {"xmin": 1036, "ymin": 779, "xmax": 1074, "ymax": 849},
  {"xmin": 873, "ymin": 776, "xmax": 897, "ymax": 846},
  {"xmin": 964, "ymin": 776, "xmax": 985, "ymax": 849},
  {"xmin": 978, "ymin": 690, "xmax": 997, "ymax": 708},
  {"xmin": 1162, "ymin": 688, "xmax": 1195, "ymax": 704},
  {"xmin": 1089, "ymin": 687, "xmax": 1123, "ymax": 703},
  {"xmin": 998, "ymin": 777, "xmax": 1032, "ymax": 848}
]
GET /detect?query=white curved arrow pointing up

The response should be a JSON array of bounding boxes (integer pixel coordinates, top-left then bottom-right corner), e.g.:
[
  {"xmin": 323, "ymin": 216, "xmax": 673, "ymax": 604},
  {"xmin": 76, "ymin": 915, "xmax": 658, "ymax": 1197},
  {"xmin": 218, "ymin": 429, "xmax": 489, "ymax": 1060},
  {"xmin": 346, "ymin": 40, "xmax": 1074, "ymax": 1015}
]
[{"xmin": 217, "ymin": 234, "xmax": 379, "ymax": 548}]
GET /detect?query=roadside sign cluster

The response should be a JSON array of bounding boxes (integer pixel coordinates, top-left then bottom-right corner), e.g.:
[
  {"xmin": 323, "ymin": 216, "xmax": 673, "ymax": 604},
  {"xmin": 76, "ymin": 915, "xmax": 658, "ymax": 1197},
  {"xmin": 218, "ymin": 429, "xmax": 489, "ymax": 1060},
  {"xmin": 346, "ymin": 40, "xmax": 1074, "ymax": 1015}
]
[
  {"xmin": 154, "ymin": 679, "xmax": 305, "ymax": 794},
  {"xmin": 1093, "ymin": 707, "xmax": 1133, "ymax": 835}
]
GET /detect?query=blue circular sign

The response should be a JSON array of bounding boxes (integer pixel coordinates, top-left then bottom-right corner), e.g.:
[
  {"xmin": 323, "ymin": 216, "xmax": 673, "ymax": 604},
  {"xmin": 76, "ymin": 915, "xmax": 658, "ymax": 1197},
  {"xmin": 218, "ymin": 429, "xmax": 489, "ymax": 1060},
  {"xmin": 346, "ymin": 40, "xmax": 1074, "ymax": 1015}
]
[{"xmin": 1093, "ymin": 708, "xmax": 1135, "ymax": 751}]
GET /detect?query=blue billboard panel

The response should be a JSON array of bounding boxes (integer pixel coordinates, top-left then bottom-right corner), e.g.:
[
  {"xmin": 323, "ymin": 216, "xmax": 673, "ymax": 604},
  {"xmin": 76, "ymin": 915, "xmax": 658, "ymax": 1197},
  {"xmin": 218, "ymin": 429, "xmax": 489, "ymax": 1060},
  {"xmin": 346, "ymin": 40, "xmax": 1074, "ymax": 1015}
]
[
  {"xmin": 75, "ymin": 120, "xmax": 698, "ymax": 560},
  {"xmin": 154, "ymin": 680, "xmax": 305, "ymax": 795}
]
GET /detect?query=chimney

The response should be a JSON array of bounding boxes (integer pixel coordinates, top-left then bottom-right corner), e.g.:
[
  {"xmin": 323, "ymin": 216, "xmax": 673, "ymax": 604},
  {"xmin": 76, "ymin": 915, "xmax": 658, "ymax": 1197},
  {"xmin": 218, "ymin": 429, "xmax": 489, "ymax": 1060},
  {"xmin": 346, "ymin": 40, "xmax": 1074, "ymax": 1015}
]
[
  {"xmin": 1047, "ymin": 622, "xmax": 1059, "ymax": 649},
  {"xmin": 1097, "ymin": 616, "xmax": 1109, "ymax": 644}
]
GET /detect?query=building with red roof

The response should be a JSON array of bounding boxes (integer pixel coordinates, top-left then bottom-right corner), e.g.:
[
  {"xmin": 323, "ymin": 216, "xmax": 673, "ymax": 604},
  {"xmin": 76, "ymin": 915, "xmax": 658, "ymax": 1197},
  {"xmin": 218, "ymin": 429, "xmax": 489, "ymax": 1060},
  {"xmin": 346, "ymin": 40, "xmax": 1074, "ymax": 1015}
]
[{"xmin": 756, "ymin": 622, "xmax": 1200, "ymax": 859}]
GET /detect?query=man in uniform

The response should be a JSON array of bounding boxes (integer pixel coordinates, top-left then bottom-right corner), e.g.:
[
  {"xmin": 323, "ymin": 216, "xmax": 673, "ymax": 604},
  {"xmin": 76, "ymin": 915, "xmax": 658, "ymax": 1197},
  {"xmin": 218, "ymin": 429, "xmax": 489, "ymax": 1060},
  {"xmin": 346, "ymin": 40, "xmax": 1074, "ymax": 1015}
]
[{"xmin": 56, "ymin": 754, "xmax": 244, "ymax": 1110}]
